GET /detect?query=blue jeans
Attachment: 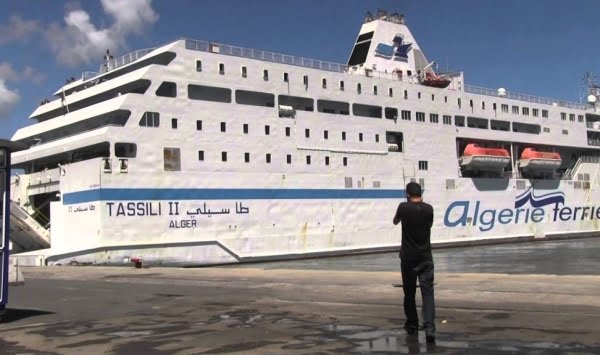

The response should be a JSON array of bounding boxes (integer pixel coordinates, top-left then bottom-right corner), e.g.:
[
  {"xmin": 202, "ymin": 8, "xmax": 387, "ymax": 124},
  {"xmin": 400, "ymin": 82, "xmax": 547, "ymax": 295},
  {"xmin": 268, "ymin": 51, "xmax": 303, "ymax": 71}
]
[{"xmin": 401, "ymin": 258, "xmax": 435, "ymax": 332}]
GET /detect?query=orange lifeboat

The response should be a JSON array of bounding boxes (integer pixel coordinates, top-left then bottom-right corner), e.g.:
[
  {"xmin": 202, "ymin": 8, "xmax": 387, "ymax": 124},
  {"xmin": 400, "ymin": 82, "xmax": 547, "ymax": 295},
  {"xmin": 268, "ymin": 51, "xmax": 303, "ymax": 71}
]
[
  {"xmin": 422, "ymin": 72, "xmax": 451, "ymax": 89},
  {"xmin": 518, "ymin": 148, "xmax": 562, "ymax": 172},
  {"xmin": 459, "ymin": 144, "xmax": 511, "ymax": 173}
]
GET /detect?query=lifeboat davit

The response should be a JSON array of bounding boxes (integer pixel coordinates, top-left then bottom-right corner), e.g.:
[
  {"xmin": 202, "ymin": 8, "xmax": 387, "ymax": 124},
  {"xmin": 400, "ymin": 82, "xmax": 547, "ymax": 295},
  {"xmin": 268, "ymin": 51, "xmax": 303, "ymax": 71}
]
[
  {"xmin": 421, "ymin": 72, "xmax": 451, "ymax": 89},
  {"xmin": 518, "ymin": 148, "xmax": 562, "ymax": 172},
  {"xmin": 459, "ymin": 144, "xmax": 511, "ymax": 172}
]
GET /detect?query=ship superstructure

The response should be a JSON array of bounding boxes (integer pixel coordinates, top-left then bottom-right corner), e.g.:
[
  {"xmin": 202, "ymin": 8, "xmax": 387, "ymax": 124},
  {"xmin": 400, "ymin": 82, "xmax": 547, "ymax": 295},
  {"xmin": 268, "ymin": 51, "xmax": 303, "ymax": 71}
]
[{"xmin": 8, "ymin": 12, "xmax": 600, "ymax": 266}]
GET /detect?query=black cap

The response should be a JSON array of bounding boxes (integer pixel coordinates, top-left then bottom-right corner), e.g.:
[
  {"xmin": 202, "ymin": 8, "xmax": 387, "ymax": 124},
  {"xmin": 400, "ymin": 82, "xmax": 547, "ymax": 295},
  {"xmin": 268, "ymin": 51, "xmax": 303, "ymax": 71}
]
[{"xmin": 406, "ymin": 182, "xmax": 422, "ymax": 197}]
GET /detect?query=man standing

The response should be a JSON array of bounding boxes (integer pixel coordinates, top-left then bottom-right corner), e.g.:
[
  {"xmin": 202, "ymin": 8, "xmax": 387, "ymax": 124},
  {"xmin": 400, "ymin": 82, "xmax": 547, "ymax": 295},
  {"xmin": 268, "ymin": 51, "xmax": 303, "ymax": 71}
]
[{"xmin": 393, "ymin": 182, "xmax": 436, "ymax": 342}]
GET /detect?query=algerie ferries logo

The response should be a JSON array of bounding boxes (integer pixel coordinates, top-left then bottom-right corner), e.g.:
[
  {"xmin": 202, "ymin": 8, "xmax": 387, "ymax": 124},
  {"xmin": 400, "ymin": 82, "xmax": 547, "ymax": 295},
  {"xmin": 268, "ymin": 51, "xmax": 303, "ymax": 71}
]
[
  {"xmin": 444, "ymin": 187, "xmax": 600, "ymax": 232},
  {"xmin": 374, "ymin": 34, "xmax": 412, "ymax": 60}
]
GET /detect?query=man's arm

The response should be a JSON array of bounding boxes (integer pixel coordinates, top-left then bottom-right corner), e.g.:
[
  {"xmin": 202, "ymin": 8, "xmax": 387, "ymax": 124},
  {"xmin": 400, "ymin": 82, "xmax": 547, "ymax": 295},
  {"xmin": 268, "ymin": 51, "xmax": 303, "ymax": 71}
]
[
  {"xmin": 393, "ymin": 203, "xmax": 403, "ymax": 225},
  {"xmin": 427, "ymin": 204, "xmax": 434, "ymax": 228}
]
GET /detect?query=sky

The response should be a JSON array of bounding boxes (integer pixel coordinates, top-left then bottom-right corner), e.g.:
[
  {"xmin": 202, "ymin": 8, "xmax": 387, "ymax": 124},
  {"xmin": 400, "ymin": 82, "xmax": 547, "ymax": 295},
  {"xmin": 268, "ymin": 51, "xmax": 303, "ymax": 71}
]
[{"xmin": 0, "ymin": 0, "xmax": 599, "ymax": 139}]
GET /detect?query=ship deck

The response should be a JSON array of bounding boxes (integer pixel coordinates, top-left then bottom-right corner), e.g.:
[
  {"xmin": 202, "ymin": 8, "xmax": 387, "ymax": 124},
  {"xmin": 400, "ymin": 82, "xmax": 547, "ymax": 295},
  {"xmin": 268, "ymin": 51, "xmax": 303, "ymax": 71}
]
[{"xmin": 1, "ymin": 238, "xmax": 600, "ymax": 354}]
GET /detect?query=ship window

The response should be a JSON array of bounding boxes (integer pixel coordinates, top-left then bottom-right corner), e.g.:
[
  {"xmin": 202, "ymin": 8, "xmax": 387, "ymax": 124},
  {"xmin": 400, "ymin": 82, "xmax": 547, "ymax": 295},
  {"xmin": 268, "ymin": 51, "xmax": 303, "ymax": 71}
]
[
  {"xmin": 385, "ymin": 107, "xmax": 398, "ymax": 120},
  {"xmin": 375, "ymin": 134, "xmax": 379, "ymax": 142},
  {"xmin": 467, "ymin": 116, "xmax": 488, "ymax": 129},
  {"xmin": 481, "ymin": 101, "xmax": 485, "ymax": 110},
  {"xmin": 196, "ymin": 60, "xmax": 202, "ymax": 72},
  {"xmin": 569, "ymin": 113, "xmax": 575, "ymax": 122},
  {"xmin": 306, "ymin": 155, "xmax": 311, "ymax": 165},
  {"xmin": 245, "ymin": 152, "xmax": 250, "ymax": 163},
  {"xmin": 490, "ymin": 119, "xmax": 510, "ymax": 131},
  {"xmin": 501, "ymin": 104, "xmax": 509, "ymax": 113},
  {"xmin": 115, "ymin": 143, "xmax": 137, "ymax": 158},
  {"xmin": 578, "ymin": 115, "xmax": 584, "ymax": 122},
  {"xmin": 163, "ymin": 147, "xmax": 181, "ymax": 171},
  {"xmin": 322, "ymin": 78, "xmax": 327, "ymax": 88},
  {"xmin": 416, "ymin": 112, "xmax": 425, "ymax": 122},
  {"xmin": 198, "ymin": 150, "xmax": 204, "ymax": 161},
  {"xmin": 359, "ymin": 133, "xmax": 363, "ymax": 142},
  {"xmin": 469, "ymin": 99, "xmax": 473, "ymax": 107},
  {"xmin": 221, "ymin": 151, "xmax": 227, "ymax": 162},
  {"xmin": 454, "ymin": 115, "xmax": 465, "ymax": 127},
  {"xmin": 241, "ymin": 123, "xmax": 247, "ymax": 134},
  {"xmin": 171, "ymin": 118, "xmax": 178, "ymax": 129},
  {"xmin": 196, "ymin": 120, "xmax": 202, "ymax": 130},
  {"xmin": 373, "ymin": 85, "xmax": 378, "ymax": 95},
  {"xmin": 263, "ymin": 69, "xmax": 269, "ymax": 80},
  {"xmin": 493, "ymin": 103, "xmax": 497, "ymax": 111},
  {"xmin": 265, "ymin": 125, "xmax": 270, "ymax": 135},
  {"xmin": 156, "ymin": 81, "xmax": 177, "ymax": 98},
  {"xmin": 445, "ymin": 96, "xmax": 448, "ymax": 103},
  {"xmin": 219, "ymin": 63, "xmax": 225, "ymax": 74},
  {"xmin": 523, "ymin": 107, "xmax": 530, "ymax": 116},
  {"xmin": 236, "ymin": 90, "xmax": 275, "ymax": 107},
  {"xmin": 357, "ymin": 83, "xmax": 362, "ymax": 94},
  {"xmin": 325, "ymin": 156, "xmax": 330, "ymax": 166},
  {"xmin": 513, "ymin": 122, "xmax": 541, "ymax": 134},
  {"xmin": 443, "ymin": 115, "xmax": 451, "ymax": 125},
  {"xmin": 562, "ymin": 129, "xmax": 568, "ymax": 135},
  {"xmin": 458, "ymin": 98, "xmax": 462, "ymax": 108},
  {"xmin": 430, "ymin": 114, "xmax": 439, "ymax": 123},
  {"xmin": 340, "ymin": 80, "xmax": 345, "ymax": 91},
  {"xmin": 386, "ymin": 131, "xmax": 404, "ymax": 152},
  {"xmin": 543, "ymin": 127, "xmax": 550, "ymax": 133},
  {"xmin": 532, "ymin": 108, "xmax": 539, "ymax": 117},
  {"xmin": 139, "ymin": 111, "xmax": 160, "ymax": 127},
  {"xmin": 188, "ymin": 84, "xmax": 231, "ymax": 103},
  {"xmin": 324, "ymin": 130, "xmax": 329, "ymax": 139},
  {"xmin": 404, "ymin": 90, "xmax": 408, "ymax": 99},
  {"xmin": 266, "ymin": 153, "xmax": 271, "ymax": 163},
  {"xmin": 418, "ymin": 161, "xmax": 428, "ymax": 171},
  {"xmin": 284, "ymin": 72, "xmax": 289, "ymax": 82},
  {"xmin": 512, "ymin": 106, "xmax": 519, "ymax": 114},
  {"xmin": 343, "ymin": 157, "xmax": 348, "ymax": 166},
  {"xmin": 345, "ymin": 177, "xmax": 353, "ymax": 188},
  {"xmin": 389, "ymin": 88, "xmax": 393, "ymax": 97},
  {"xmin": 305, "ymin": 128, "xmax": 310, "ymax": 138},
  {"xmin": 418, "ymin": 92, "xmax": 422, "ymax": 99},
  {"xmin": 342, "ymin": 131, "xmax": 346, "ymax": 140},
  {"xmin": 432, "ymin": 94, "xmax": 435, "ymax": 101},
  {"xmin": 278, "ymin": 95, "xmax": 314, "ymax": 111},
  {"xmin": 353, "ymin": 103, "xmax": 382, "ymax": 118},
  {"xmin": 317, "ymin": 99, "xmax": 350, "ymax": 115},
  {"xmin": 285, "ymin": 127, "xmax": 291, "ymax": 136},
  {"xmin": 287, "ymin": 154, "xmax": 292, "ymax": 164},
  {"xmin": 401, "ymin": 110, "xmax": 411, "ymax": 121},
  {"xmin": 303, "ymin": 75, "xmax": 308, "ymax": 85},
  {"xmin": 542, "ymin": 110, "xmax": 549, "ymax": 118},
  {"xmin": 241, "ymin": 66, "xmax": 247, "ymax": 78},
  {"xmin": 221, "ymin": 122, "xmax": 226, "ymax": 132}
]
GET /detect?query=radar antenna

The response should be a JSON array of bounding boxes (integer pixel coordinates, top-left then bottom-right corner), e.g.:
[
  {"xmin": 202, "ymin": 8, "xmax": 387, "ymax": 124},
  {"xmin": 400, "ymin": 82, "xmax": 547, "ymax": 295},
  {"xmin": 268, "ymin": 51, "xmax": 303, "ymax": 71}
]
[{"xmin": 582, "ymin": 72, "xmax": 600, "ymax": 111}]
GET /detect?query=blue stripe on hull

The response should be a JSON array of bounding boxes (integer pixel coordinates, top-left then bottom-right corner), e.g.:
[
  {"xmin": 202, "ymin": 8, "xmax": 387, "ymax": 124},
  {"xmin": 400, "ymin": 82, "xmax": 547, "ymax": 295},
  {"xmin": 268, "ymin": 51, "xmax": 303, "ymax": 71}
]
[{"xmin": 63, "ymin": 188, "xmax": 406, "ymax": 204}]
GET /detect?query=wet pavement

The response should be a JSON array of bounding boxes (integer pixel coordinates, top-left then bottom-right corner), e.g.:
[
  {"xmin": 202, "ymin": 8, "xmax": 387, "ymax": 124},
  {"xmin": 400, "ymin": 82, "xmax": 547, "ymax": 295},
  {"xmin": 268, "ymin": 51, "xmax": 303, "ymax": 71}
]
[{"xmin": 0, "ymin": 238, "xmax": 599, "ymax": 354}]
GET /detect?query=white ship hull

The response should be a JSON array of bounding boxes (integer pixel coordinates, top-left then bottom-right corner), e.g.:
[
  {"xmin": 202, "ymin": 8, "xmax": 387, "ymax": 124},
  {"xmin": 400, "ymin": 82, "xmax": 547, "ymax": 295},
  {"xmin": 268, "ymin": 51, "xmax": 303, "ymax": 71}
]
[{"xmin": 8, "ymin": 12, "xmax": 600, "ymax": 266}]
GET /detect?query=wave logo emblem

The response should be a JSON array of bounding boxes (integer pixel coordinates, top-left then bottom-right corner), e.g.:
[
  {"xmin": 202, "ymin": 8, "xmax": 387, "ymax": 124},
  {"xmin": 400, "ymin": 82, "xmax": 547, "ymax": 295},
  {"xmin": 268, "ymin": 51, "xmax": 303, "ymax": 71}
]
[{"xmin": 514, "ymin": 187, "xmax": 565, "ymax": 209}]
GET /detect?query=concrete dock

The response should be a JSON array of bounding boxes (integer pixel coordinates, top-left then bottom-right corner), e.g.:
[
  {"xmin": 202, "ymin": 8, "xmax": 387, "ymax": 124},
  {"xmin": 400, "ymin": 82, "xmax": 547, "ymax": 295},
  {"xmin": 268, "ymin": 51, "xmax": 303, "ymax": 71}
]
[{"xmin": 1, "ymin": 239, "xmax": 600, "ymax": 354}]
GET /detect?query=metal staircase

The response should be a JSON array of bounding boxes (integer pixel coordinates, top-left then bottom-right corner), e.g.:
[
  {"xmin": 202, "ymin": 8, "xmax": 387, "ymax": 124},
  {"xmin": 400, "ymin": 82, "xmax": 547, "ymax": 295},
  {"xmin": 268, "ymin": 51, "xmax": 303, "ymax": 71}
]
[{"xmin": 8, "ymin": 200, "xmax": 51, "ymax": 253}]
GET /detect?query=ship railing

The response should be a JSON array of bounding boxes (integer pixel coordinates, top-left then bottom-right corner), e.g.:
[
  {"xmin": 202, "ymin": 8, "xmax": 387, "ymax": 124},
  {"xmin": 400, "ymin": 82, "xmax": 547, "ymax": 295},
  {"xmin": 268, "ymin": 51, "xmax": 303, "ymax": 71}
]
[
  {"xmin": 98, "ymin": 47, "xmax": 157, "ymax": 75},
  {"xmin": 464, "ymin": 84, "xmax": 589, "ymax": 110},
  {"xmin": 81, "ymin": 71, "xmax": 98, "ymax": 81},
  {"xmin": 588, "ymin": 139, "xmax": 600, "ymax": 147},
  {"xmin": 185, "ymin": 39, "xmax": 348, "ymax": 73},
  {"xmin": 25, "ymin": 124, "xmax": 122, "ymax": 148},
  {"xmin": 586, "ymin": 122, "xmax": 600, "ymax": 129}
]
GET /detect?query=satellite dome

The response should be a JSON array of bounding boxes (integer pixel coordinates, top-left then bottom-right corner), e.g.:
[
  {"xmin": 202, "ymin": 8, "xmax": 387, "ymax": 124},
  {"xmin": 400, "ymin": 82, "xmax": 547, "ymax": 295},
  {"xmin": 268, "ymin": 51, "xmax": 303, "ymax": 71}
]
[
  {"xmin": 497, "ymin": 88, "xmax": 506, "ymax": 97},
  {"xmin": 587, "ymin": 94, "xmax": 598, "ymax": 104}
]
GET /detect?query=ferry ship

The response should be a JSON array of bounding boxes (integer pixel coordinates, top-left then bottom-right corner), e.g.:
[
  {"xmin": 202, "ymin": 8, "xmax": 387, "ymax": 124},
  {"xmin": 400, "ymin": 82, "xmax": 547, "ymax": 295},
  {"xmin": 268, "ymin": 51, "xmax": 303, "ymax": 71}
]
[{"xmin": 8, "ymin": 11, "xmax": 600, "ymax": 266}]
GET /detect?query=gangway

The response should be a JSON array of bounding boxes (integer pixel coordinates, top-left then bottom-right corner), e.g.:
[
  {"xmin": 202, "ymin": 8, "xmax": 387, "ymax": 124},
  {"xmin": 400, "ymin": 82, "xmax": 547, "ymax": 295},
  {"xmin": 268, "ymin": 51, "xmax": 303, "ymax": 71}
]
[
  {"xmin": 9, "ymin": 200, "xmax": 51, "ymax": 253},
  {"xmin": 1, "ymin": 139, "xmax": 27, "ymax": 314}
]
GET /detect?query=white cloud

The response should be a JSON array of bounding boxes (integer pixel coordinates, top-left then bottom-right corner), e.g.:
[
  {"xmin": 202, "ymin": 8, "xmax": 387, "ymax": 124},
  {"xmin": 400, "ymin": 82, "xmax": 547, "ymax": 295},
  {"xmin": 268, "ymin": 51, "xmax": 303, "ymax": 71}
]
[
  {"xmin": 46, "ymin": 0, "xmax": 158, "ymax": 66},
  {"xmin": 0, "ymin": 79, "xmax": 20, "ymax": 120},
  {"xmin": 0, "ymin": 15, "xmax": 40, "ymax": 44}
]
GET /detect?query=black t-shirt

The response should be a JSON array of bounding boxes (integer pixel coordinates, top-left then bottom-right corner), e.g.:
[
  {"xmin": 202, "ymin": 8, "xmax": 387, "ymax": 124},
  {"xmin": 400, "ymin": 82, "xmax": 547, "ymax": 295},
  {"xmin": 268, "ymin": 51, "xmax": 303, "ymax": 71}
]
[{"xmin": 393, "ymin": 201, "xmax": 434, "ymax": 261}]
